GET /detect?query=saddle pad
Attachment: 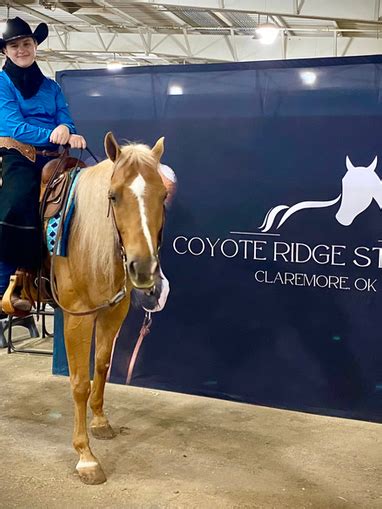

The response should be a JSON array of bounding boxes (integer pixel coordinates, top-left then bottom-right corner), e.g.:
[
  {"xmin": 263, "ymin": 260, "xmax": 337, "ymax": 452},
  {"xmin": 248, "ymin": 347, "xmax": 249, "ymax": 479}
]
[{"xmin": 46, "ymin": 167, "xmax": 84, "ymax": 256}]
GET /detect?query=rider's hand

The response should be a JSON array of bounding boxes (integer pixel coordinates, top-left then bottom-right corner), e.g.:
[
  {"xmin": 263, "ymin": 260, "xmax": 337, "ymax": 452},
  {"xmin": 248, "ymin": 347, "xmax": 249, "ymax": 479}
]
[
  {"xmin": 49, "ymin": 124, "xmax": 70, "ymax": 145},
  {"xmin": 68, "ymin": 134, "xmax": 87, "ymax": 149}
]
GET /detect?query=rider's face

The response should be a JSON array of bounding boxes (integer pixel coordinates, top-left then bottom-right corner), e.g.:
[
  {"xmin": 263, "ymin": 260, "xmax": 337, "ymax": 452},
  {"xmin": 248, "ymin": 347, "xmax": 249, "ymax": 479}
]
[{"xmin": 4, "ymin": 37, "xmax": 37, "ymax": 68}]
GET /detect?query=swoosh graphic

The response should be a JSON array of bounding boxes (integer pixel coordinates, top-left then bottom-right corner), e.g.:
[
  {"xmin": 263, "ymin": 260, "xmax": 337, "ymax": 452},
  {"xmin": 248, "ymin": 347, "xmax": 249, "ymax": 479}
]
[
  {"xmin": 258, "ymin": 206, "xmax": 273, "ymax": 230},
  {"xmin": 260, "ymin": 205, "xmax": 289, "ymax": 232},
  {"xmin": 276, "ymin": 195, "xmax": 342, "ymax": 229}
]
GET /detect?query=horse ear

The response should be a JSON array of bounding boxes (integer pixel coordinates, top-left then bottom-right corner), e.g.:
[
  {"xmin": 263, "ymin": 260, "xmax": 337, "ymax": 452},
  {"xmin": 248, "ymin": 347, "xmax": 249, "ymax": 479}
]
[
  {"xmin": 104, "ymin": 131, "xmax": 121, "ymax": 162},
  {"xmin": 368, "ymin": 156, "xmax": 378, "ymax": 172},
  {"xmin": 346, "ymin": 156, "xmax": 355, "ymax": 171},
  {"xmin": 152, "ymin": 137, "xmax": 165, "ymax": 162}
]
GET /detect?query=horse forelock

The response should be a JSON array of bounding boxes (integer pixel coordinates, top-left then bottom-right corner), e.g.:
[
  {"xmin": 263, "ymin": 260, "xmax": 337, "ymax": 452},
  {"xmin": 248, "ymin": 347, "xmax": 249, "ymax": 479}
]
[{"xmin": 119, "ymin": 143, "xmax": 158, "ymax": 176}]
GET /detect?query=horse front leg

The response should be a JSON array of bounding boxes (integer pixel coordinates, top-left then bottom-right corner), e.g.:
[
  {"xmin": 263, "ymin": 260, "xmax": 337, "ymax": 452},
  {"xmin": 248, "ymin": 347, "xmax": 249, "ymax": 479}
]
[
  {"xmin": 64, "ymin": 312, "xmax": 106, "ymax": 485},
  {"xmin": 90, "ymin": 300, "xmax": 129, "ymax": 440}
]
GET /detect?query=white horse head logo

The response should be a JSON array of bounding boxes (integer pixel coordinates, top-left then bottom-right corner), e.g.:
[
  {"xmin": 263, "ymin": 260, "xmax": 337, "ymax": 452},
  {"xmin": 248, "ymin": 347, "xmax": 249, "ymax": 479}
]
[
  {"xmin": 336, "ymin": 156, "xmax": 382, "ymax": 225},
  {"xmin": 259, "ymin": 156, "xmax": 382, "ymax": 232}
]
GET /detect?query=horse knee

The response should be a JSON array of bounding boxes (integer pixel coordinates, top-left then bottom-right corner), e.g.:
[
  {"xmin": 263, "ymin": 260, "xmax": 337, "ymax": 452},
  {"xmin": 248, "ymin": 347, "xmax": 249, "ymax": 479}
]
[
  {"xmin": 95, "ymin": 358, "xmax": 110, "ymax": 376},
  {"xmin": 71, "ymin": 378, "xmax": 91, "ymax": 402}
]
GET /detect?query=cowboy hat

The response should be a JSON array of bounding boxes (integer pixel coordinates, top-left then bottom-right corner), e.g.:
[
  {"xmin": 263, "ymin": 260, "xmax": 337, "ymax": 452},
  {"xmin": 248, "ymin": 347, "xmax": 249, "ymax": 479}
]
[{"xmin": 0, "ymin": 17, "xmax": 48, "ymax": 49}]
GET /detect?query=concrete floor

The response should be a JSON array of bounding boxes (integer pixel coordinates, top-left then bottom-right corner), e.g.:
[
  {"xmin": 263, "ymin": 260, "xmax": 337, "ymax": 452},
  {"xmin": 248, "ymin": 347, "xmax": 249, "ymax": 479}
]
[{"xmin": 0, "ymin": 344, "xmax": 381, "ymax": 509}]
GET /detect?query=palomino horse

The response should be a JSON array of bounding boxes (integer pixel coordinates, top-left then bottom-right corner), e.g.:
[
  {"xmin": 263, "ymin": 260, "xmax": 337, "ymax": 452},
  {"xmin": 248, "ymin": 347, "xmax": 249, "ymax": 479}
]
[{"xmin": 53, "ymin": 132, "xmax": 167, "ymax": 484}]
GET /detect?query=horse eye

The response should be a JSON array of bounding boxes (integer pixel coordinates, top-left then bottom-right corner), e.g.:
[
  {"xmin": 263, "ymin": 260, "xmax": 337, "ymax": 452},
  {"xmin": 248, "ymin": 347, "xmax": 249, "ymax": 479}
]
[{"xmin": 108, "ymin": 190, "xmax": 117, "ymax": 202}]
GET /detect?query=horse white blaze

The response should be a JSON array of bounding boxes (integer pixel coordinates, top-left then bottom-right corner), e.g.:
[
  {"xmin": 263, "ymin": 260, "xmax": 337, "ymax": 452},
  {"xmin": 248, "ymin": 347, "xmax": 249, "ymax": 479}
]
[{"xmin": 129, "ymin": 175, "xmax": 154, "ymax": 256}]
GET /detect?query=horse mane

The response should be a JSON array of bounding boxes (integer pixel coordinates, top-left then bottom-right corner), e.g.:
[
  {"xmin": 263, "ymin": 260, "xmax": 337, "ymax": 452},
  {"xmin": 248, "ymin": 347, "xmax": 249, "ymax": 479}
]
[{"xmin": 72, "ymin": 143, "xmax": 157, "ymax": 283}]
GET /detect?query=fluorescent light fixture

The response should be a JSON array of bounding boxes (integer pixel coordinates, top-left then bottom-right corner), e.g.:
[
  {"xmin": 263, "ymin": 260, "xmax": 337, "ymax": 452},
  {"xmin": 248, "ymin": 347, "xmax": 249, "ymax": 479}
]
[
  {"xmin": 255, "ymin": 23, "xmax": 279, "ymax": 45},
  {"xmin": 107, "ymin": 61, "xmax": 123, "ymax": 71},
  {"xmin": 300, "ymin": 71, "xmax": 317, "ymax": 86},
  {"xmin": 168, "ymin": 85, "xmax": 183, "ymax": 95}
]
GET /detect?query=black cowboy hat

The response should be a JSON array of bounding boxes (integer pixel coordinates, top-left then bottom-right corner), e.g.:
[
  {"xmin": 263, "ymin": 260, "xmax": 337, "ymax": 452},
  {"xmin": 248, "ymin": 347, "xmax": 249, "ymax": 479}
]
[{"xmin": 0, "ymin": 17, "xmax": 48, "ymax": 49}]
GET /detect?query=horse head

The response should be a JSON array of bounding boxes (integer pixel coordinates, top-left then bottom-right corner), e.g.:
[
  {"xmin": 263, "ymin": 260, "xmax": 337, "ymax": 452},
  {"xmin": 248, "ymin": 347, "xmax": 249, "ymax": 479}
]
[
  {"xmin": 335, "ymin": 155, "xmax": 382, "ymax": 226},
  {"xmin": 105, "ymin": 132, "xmax": 167, "ymax": 290}
]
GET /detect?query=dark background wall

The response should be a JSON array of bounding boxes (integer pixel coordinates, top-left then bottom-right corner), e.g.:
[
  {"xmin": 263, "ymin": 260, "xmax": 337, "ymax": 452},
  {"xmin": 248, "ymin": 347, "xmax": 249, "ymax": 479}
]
[{"xmin": 54, "ymin": 56, "xmax": 382, "ymax": 422}]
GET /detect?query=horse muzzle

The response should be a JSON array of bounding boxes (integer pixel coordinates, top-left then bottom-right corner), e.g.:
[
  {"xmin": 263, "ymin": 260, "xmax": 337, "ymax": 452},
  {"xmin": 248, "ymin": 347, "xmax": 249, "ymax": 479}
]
[{"xmin": 128, "ymin": 258, "xmax": 159, "ymax": 289}]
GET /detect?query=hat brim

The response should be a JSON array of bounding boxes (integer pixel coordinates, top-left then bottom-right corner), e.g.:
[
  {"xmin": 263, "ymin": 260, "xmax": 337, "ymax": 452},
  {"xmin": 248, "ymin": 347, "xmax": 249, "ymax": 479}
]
[{"xmin": 0, "ymin": 22, "xmax": 48, "ymax": 50}]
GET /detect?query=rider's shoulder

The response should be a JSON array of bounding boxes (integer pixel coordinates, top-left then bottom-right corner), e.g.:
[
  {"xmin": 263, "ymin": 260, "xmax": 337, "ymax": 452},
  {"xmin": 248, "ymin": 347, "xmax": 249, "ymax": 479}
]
[
  {"xmin": 43, "ymin": 77, "xmax": 62, "ymax": 93},
  {"xmin": 42, "ymin": 75, "xmax": 55, "ymax": 87},
  {"xmin": 0, "ymin": 70, "xmax": 9, "ymax": 84},
  {"xmin": 0, "ymin": 70, "xmax": 12, "ymax": 92}
]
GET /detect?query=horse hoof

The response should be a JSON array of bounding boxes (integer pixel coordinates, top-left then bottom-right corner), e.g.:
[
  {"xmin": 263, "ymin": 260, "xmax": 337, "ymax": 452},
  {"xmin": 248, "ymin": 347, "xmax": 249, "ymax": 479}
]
[
  {"xmin": 76, "ymin": 462, "xmax": 107, "ymax": 485},
  {"xmin": 90, "ymin": 424, "xmax": 116, "ymax": 440}
]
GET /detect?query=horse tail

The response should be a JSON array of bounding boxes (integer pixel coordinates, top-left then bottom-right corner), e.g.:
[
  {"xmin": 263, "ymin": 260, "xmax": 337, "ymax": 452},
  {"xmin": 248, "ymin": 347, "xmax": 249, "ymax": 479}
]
[
  {"xmin": 259, "ymin": 205, "xmax": 289, "ymax": 232},
  {"xmin": 276, "ymin": 194, "xmax": 342, "ymax": 230}
]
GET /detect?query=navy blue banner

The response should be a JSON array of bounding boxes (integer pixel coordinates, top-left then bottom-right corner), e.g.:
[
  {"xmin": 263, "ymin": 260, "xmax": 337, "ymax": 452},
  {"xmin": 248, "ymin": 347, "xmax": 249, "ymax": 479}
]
[{"xmin": 55, "ymin": 56, "xmax": 382, "ymax": 422}]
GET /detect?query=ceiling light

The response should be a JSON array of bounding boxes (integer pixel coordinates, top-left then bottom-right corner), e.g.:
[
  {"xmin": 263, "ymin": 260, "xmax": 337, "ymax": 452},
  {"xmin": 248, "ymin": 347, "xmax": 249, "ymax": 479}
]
[
  {"xmin": 168, "ymin": 85, "xmax": 183, "ymax": 95},
  {"xmin": 300, "ymin": 71, "xmax": 317, "ymax": 86},
  {"xmin": 107, "ymin": 61, "xmax": 123, "ymax": 71},
  {"xmin": 255, "ymin": 23, "xmax": 279, "ymax": 45}
]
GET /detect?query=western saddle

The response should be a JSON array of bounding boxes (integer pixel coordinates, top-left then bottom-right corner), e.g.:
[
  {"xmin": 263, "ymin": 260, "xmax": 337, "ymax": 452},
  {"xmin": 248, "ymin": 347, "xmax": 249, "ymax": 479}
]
[{"xmin": 0, "ymin": 138, "xmax": 86, "ymax": 316}]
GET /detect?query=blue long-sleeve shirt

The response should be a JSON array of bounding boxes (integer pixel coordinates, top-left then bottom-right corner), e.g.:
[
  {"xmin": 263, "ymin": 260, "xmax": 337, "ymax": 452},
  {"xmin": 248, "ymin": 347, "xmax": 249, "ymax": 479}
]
[{"xmin": 0, "ymin": 70, "xmax": 76, "ymax": 147}]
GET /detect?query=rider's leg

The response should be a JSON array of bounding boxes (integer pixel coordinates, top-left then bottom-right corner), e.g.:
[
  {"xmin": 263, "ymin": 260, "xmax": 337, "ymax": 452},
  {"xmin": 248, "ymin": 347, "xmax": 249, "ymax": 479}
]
[{"xmin": 0, "ymin": 260, "xmax": 15, "ymax": 295}]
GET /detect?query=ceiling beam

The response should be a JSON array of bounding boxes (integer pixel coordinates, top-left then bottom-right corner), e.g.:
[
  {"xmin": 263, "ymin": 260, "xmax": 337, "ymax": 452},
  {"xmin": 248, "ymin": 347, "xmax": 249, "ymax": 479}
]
[
  {"xmin": 8, "ymin": 1, "xmax": 78, "ymax": 31},
  {"xmin": 224, "ymin": 29, "xmax": 237, "ymax": 61},
  {"xmin": 92, "ymin": 0, "xmax": 145, "ymax": 27},
  {"xmin": 375, "ymin": 0, "xmax": 381, "ymax": 21},
  {"xmin": 53, "ymin": 26, "xmax": 67, "ymax": 50},
  {"xmin": 141, "ymin": 2, "xmax": 382, "ymax": 26},
  {"xmin": 294, "ymin": 0, "xmax": 306, "ymax": 16}
]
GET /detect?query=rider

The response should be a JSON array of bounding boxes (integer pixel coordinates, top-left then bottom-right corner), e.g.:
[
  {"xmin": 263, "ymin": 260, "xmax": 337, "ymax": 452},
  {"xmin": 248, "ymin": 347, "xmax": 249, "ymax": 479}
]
[{"xmin": 0, "ymin": 17, "xmax": 86, "ymax": 313}]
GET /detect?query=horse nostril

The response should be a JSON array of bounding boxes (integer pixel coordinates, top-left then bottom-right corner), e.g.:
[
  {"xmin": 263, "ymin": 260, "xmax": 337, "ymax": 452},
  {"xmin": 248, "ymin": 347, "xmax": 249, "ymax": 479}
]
[{"xmin": 129, "ymin": 261, "xmax": 138, "ymax": 279}]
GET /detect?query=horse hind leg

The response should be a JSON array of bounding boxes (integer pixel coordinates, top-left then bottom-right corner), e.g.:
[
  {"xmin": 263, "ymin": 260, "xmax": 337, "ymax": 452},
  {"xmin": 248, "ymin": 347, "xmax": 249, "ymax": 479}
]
[
  {"xmin": 64, "ymin": 312, "xmax": 106, "ymax": 485},
  {"xmin": 90, "ymin": 301, "xmax": 129, "ymax": 440}
]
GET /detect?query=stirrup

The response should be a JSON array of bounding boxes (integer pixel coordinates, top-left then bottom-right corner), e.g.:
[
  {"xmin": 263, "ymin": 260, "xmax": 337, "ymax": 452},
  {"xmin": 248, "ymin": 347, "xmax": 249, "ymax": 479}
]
[{"xmin": 1, "ymin": 275, "xmax": 32, "ymax": 317}]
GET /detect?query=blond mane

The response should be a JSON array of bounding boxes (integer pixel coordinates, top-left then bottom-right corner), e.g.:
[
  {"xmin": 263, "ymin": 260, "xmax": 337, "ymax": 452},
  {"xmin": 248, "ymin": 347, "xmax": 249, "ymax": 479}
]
[{"xmin": 72, "ymin": 143, "xmax": 157, "ymax": 283}]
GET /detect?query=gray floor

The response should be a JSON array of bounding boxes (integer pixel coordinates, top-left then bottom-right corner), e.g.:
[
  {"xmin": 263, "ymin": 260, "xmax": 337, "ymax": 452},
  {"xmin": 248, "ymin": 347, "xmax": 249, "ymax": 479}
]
[{"xmin": 0, "ymin": 347, "xmax": 380, "ymax": 509}]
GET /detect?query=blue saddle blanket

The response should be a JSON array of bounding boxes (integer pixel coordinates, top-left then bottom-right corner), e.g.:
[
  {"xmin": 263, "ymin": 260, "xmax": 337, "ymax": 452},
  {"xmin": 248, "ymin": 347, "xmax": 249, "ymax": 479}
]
[{"xmin": 46, "ymin": 167, "xmax": 84, "ymax": 256}]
